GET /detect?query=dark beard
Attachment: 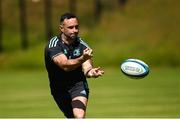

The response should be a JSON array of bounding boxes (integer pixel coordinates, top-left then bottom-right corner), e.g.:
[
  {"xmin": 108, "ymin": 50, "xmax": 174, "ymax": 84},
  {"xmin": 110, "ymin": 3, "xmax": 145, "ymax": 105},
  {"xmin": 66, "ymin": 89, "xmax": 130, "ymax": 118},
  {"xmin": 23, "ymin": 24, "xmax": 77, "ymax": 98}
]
[
  {"xmin": 63, "ymin": 33, "xmax": 78, "ymax": 42},
  {"xmin": 68, "ymin": 34, "xmax": 78, "ymax": 41}
]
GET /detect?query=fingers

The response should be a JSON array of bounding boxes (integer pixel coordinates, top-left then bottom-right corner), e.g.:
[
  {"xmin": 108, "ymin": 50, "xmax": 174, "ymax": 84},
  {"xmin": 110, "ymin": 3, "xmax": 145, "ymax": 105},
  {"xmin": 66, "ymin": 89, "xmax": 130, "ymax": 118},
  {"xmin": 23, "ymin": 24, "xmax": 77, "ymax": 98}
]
[
  {"xmin": 94, "ymin": 67, "xmax": 104, "ymax": 73},
  {"xmin": 84, "ymin": 48, "xmax": 93, "ymax": 56},
  {"xmin": 91, "ymin": 67, "xmax": 104, "ymax": 78},
  {"xmin": 83, "ymin": 48, "xmax": 93, "ymax": 60}
]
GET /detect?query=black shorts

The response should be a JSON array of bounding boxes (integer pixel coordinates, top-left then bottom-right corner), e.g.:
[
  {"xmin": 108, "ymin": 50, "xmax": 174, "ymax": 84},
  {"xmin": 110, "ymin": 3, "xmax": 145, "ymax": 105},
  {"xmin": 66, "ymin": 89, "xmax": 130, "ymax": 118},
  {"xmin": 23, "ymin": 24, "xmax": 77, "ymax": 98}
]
[{"xmin": 52, "ymin": 81, "xmax": 89, "ymax": 118}]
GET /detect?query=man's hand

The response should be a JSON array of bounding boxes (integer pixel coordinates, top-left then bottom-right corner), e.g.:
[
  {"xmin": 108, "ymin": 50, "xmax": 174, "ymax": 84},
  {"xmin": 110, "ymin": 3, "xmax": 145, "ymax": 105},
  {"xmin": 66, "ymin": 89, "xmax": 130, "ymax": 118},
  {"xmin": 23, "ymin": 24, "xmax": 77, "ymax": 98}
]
[
  {"xmin": 87, "ymin": 67, "xmax": 104, "ymax": 78},
  {"xmin": 53, "ymin": 48, "xmax": 93, "ymax": 72},
  {"xmin": 82, "ymin": 48, "xmax": 93, "ymax": 61}
]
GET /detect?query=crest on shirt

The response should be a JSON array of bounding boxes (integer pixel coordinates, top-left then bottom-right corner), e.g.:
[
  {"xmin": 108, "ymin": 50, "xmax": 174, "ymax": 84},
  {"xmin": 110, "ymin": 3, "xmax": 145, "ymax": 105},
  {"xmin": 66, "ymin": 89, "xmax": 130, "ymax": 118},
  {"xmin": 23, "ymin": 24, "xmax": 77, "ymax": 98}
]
[
  {"xmin": 73, "ymin": 49, "xmax": 81, "ymax": 57},
  {"xmin": 63, "ymin": 49, "xmax": 68, "ymax": 55}
]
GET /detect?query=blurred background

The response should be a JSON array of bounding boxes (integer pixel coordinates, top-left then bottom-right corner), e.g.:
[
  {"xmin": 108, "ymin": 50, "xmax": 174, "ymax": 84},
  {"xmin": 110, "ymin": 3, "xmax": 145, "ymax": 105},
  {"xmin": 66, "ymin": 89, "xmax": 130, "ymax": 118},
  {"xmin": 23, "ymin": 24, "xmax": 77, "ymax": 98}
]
[{"xmin": 0, "ymin": 0, "xmax": 180, "ymax": 118}]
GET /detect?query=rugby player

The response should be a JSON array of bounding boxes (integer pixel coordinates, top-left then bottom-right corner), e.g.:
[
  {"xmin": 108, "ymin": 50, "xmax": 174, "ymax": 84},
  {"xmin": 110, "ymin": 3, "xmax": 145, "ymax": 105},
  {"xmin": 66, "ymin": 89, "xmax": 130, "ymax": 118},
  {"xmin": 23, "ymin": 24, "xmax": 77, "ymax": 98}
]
[{"xmin": 44, "ymin": 12, "xmax": 104, "ymax": 118}]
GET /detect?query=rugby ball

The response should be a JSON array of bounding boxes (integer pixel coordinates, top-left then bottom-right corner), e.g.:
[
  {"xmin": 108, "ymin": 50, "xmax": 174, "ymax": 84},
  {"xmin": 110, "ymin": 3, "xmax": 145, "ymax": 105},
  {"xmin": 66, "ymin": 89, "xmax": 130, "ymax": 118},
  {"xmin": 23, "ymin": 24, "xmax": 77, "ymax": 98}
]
[{"xmin": 120, "ymin": 59, "xmax": 149, "ymax": 79}]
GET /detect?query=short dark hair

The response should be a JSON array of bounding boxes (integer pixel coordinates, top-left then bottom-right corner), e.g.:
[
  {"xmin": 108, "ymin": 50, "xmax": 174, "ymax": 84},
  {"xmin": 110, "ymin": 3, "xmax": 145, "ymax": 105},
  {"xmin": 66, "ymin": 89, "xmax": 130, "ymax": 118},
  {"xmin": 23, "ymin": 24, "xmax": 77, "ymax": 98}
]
[{"xmin": 60, "ymin": 12, "xmax": 77, "ymax": 24}]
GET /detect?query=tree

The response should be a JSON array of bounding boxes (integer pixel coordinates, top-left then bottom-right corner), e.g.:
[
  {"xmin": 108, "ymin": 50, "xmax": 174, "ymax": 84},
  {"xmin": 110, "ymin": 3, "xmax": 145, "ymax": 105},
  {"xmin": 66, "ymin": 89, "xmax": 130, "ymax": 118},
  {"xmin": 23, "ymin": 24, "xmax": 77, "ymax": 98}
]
[
  {"xmin": 94, "ymin": 0, "xmax": 102, "ymax": 22},
  {"xmin": 119, "ymin": 0, "xmax": 127, "ymax": 6},
  {"xmin": 44, "ymin": 0, "xmax": 53, "ymax": 40},
  {"xmin": 0, "ymin": 0, "xmax": 2, "ymax": 52},
  {"xmin": 118, "ymin": 0, "xmax": 127, "ymax": 11},
  {"xmin": 69, "ymin": 0, "xmax": 77, "ymax": 14},
  {"xmin": 19, "ymin": 0, "xmax": 28, "ymax": 49}
]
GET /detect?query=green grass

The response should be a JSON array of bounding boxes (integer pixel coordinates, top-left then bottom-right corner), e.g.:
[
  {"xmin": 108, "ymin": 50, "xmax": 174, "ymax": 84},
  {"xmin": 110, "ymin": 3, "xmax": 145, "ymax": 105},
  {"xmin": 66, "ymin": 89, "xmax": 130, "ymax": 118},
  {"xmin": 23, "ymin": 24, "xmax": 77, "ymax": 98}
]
[
  {"xmin": 0, "ymin": 67, "xmax": 180, "ymax": 118},
  {"xmin": 0, "ymin": 70, "xmax": 60, "ymax": 117}
]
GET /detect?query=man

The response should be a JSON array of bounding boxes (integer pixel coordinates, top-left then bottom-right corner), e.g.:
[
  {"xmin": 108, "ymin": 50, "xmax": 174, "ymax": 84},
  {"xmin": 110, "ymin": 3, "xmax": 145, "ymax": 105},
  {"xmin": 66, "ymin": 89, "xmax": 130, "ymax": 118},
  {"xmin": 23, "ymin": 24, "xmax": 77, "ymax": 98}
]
[{"xmin": 44, "ymin": 13, "xmax": 104, "ymax": 118}]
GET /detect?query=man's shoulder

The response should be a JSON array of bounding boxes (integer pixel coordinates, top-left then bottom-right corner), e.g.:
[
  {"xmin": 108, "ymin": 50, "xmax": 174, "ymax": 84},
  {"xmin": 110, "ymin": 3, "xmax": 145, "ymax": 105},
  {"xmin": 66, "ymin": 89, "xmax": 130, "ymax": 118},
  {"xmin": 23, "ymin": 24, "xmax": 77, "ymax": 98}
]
[
  {"xmin": 47, "ymin": 36, "xmax": 62, "ymax": 49},
  {"xmin": 77, "ymin": 37, "xmax": 90, "ymax": 48}
]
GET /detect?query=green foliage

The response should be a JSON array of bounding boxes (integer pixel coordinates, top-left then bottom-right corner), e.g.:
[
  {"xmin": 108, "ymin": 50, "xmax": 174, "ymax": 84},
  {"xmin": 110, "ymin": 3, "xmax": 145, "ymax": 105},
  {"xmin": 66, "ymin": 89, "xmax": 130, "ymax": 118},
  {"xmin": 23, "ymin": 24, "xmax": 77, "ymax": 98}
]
[
  {"xmin": 0, "ymin": 43, "xmax": 45, "ymax": 70},
  {"xmin": 84, "ymin": 0, "xmax": 180, "ymax": 67},
  {"xmin": 0, "ymin": 0, "xmax": 180, "ymax": 70}
]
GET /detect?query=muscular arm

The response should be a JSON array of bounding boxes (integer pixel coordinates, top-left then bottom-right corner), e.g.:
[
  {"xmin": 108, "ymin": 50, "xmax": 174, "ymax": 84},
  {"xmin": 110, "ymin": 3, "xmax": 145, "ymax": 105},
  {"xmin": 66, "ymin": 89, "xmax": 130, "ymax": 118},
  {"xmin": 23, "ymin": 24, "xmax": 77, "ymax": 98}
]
[
  {"xmin": 82, "ymin": 59, "xmax": 93, "ymax": 76},
  {"xmin": 82, "ymin": 58, "xmax": 104, "ymax": 78},
  {"xmin": 53, "ymin": 48, "xmax": 93, "ymax": 72},
  {"xmin": 53, "ymin": 53, "xmax": 85, "ymax": 71}
]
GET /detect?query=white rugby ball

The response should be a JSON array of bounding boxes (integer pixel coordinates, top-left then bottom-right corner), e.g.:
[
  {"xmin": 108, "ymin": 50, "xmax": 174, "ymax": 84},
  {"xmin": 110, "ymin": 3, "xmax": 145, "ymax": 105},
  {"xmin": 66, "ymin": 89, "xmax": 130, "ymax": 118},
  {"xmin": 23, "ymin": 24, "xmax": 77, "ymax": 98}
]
[{"xmin": 120, "ymin": 59, "xmax": 149, "ymax": 79}]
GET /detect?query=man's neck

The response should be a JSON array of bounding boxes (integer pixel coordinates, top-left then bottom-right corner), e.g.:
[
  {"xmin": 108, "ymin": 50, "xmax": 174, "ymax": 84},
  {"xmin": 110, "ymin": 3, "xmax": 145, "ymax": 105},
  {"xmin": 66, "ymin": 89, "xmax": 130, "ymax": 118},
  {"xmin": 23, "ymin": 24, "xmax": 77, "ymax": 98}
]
[{"xmin": 61, "ymin": 34, "xmax": 73, "ymax": 45}]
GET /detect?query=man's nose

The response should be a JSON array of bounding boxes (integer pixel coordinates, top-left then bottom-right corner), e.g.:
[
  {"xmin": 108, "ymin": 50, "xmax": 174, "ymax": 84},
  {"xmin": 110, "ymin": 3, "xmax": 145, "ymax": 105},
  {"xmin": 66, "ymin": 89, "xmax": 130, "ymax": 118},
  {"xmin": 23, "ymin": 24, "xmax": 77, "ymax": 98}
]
[{"xmin": 73, "ymin": 27, "xmax": 78, "ymax": 33}]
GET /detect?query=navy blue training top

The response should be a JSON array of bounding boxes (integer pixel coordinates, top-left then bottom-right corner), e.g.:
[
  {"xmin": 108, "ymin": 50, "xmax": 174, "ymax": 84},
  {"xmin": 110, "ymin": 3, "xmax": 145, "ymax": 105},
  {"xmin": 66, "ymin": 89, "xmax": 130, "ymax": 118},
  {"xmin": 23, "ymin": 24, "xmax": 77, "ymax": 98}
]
[{"xmin": 44, "ymin": 36, "xmax": 89, "ymax": 95}]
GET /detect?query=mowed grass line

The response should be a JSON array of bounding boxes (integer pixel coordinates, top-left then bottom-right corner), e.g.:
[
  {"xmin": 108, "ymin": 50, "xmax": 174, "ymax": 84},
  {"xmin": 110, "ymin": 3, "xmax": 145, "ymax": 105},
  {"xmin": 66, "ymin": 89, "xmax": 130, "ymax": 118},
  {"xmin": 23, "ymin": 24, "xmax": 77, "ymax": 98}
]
[{"xmin": 0, "ymin": 67, "xmax": 180, "ymax": 117}]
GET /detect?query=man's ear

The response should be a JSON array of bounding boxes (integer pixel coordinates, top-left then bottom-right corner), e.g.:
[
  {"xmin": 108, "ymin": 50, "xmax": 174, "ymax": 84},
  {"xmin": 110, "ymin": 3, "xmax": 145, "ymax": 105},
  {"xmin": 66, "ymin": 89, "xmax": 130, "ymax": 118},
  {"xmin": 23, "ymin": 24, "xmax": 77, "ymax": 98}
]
[{"xmin": 59, "ymin": 24, "xmax": 63, "ymax": 32}]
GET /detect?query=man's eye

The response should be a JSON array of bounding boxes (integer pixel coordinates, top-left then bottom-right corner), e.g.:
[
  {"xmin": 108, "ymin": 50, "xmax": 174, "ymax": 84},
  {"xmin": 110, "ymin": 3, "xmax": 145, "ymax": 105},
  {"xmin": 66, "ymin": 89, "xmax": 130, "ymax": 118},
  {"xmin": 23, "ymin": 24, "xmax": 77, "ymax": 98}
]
[
  {"xmin": 68, "ymin": 25, "xmax": 78, "ymax": 29},
  {"xmin": 68, "ymin": 26, "xmax": 74, "ymax": 29},
  {"xmin": 75, "ymin": 26, "xmax": 79, "ymax": 29}
]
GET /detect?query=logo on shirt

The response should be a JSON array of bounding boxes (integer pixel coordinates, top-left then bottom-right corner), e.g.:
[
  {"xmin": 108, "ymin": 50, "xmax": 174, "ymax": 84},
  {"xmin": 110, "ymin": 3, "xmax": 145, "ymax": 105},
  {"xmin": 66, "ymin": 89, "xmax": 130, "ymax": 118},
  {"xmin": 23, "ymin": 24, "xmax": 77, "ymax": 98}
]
[
  {"xmin": 80, "ymin": 90, "xmax": 87, "ymax": 95},
  {"xmin": 63, "ymin": 49, "xmax": 68, "ymax": 55},
  {"xmin": 73, "ymin": 49, "xmax": 80, "ymax": 57}
]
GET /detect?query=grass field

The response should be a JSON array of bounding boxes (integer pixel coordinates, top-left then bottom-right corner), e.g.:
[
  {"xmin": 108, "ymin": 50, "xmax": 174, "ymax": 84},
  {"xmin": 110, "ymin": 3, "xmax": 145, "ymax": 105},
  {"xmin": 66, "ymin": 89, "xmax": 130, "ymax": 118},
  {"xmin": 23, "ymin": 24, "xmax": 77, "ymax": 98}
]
[
  {"xmin": 0, "ymin": 0, "xmax": 180, "ymax": 118},
  {"xmin": 0, "ymin": 67, "xmax": 180, "ymax": 118}
]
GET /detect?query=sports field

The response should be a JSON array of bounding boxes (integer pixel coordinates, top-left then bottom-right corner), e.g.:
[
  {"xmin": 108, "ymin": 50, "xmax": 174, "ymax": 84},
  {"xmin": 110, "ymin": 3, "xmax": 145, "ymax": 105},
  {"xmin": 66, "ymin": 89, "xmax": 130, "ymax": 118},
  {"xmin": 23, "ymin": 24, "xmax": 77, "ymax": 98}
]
[{"xmin": 0, "ymin": 67, "xmax": 180, "ymax": 118}]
